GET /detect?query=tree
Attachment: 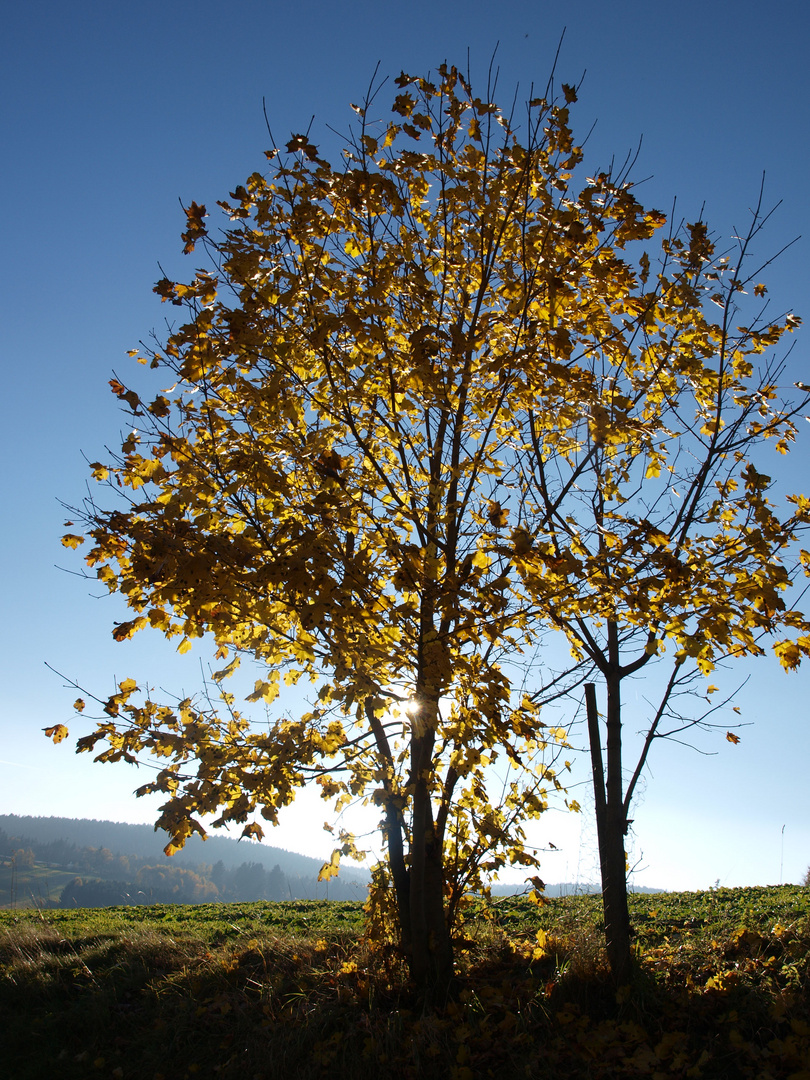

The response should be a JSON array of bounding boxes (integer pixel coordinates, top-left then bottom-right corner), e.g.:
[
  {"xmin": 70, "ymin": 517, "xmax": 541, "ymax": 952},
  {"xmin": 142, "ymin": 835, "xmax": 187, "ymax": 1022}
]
[
  {"xmin": 267, "ymin": 863, "xmax": 286, "ymax": 900},
  {"xmin": 55, "ymin": 62, "xmax": 808, "ymax": 993},
  {"xmin": 512, "ymin": 186, "xmax": 809, "ymax": 981},
  {"xmin": 231, "ymin": 860, "xmax": 268, "ymax": 901},
  {"xmin": 59, "ymin": 64, "xmax": 599, "ymax": 996},
  {"xmin": 135, "ymin": 863, "xmax": 219, "ymax": 902},
  {"xmin": 210, "ymin": 859, "xmax": 227, "ymax": 892}
]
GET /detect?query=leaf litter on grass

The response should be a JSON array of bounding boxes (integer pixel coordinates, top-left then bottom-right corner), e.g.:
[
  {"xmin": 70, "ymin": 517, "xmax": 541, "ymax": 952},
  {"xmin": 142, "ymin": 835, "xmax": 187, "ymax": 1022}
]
[{"xmin": 0, "ymin": 887, "xmax": 808, "ymax": 1078}]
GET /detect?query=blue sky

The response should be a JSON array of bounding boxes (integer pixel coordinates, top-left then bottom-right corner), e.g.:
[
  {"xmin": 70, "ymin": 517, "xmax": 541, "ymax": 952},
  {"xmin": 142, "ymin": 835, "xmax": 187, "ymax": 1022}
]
[{"xmin": 2, "ymin": 0, "xmax": 809, "ymax": 890}]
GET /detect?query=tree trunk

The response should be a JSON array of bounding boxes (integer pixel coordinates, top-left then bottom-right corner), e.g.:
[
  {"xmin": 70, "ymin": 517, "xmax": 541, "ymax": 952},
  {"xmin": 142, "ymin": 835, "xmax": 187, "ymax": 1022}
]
[
  {"xmin": 412, "ymin": 828, "xmax": 454, "ymax": 999},
  {"xmin": 366, "ymin": 699, "xmax": 414, "ymax": 959},
  {"xmin": 407, "ymin": 724, "xmax": 454, "ymax": 1000},
  {"xmin": 399, "ymin": 587, "xmax": 456, "ymax": 1001},
  {"xmin": 586, "ymin": 675, "xmax": 633, "ymax": 985},
  {"xmin": 598, "ymin": 801, "xmax": 633, "ymax": 985}
]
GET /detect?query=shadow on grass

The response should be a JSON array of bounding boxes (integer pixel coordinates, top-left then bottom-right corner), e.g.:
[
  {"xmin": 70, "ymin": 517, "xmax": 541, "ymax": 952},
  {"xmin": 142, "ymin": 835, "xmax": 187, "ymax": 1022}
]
[{"xmin": 1, "ymin": 890, "xmax": 808, "ymax": 1079}]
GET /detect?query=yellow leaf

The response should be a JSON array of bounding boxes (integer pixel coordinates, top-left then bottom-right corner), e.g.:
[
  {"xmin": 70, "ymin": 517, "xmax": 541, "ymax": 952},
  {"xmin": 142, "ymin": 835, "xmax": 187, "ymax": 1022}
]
[
  {"xmin": 774, "ymin": 639, "xmax": 801, "ymax": 669},
  {"xmin": 61, "ymin": 534, "xmax": 85, "ymax": 549},
  {"xmin": 726, "ymin": 731, "xmax": 741, "ymax": 744},
  {"xmin": 318, "ymin": 848, "xmax": 341, "ymax": 881},
  {"xmin": 44, "ymin": 724, "xmax": 69, "ymax": 744},
  {"xmin": 511, "ymin": 528, "xmax": 533, "ymax": 556},
  {"xmin": 487, "ymin": 501, "xmax": 509, "ymax": 528},
  {"xmin": 112, "ymin": 617, "xmax": 147, "ymax": 642}
]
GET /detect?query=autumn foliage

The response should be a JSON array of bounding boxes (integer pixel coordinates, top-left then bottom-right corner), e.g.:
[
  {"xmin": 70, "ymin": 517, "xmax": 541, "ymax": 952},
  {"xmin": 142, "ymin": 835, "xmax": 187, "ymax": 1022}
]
[{"xmin": 58, "ymin": 63, "xmax": 809, "ymax": 991}]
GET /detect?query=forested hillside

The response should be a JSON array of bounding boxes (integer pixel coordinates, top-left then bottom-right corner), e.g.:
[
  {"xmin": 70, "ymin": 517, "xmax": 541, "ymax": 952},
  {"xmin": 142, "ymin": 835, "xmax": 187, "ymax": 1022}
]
[
  {"xmin": 0, "ymin": 815, "xmax": 664, "ymax": 910},
  {"xmin": 0, "ymin": 815, "xmax": 368, "ymax": 908}
]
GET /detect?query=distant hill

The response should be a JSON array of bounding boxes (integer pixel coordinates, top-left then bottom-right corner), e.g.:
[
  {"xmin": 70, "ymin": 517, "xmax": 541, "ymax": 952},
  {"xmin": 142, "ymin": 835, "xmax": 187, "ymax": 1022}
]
[
  {"xmin": 0, "ymin": 814, "xmax": 369, "ymax": 885},
  {"xmin": 1, "ymin": 816, "xmax": 666, "ymax": 905}
]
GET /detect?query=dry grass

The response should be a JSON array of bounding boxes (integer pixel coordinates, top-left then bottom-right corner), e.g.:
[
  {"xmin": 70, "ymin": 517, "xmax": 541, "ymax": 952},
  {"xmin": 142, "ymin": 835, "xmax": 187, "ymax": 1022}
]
[{"xmin": 1, "ymin": 888, "xmax": 808, "ymax": 1079}]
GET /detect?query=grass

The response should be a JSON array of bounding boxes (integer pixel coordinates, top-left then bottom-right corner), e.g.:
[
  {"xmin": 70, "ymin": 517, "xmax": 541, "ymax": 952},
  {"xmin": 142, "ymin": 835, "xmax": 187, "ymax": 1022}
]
[
  {"xmin": 1, "ymin": 887, "xmax": 808, "ymax": 1079},
  {"xmin": 0, "ymin": 861, "xmax": 78, "ymax": 908}
]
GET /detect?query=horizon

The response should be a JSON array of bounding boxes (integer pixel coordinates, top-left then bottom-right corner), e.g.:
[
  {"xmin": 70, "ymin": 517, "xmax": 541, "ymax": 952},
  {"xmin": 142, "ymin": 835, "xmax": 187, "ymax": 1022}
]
[
  {"xmin": 2, "ymin": 0, "xmax": 809, "ymax": 895},
  {"xmin": 2, "ymin": 811, "xmax": 673, "ymax": 896}
]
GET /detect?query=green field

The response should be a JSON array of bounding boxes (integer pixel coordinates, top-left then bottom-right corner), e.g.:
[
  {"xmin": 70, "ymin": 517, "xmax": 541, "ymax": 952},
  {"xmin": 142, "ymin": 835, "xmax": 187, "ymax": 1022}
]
[
  {"xmin": 0, "ymin": 861, "xmax": 78, "ymax": 908},
  {"xmin": 1, "ymin": 887, "xmax": 808, "ymax": 1079}
]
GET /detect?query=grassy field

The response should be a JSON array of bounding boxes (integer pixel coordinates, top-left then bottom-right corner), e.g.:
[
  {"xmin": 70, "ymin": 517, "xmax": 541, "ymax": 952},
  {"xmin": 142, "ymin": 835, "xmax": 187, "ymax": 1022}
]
[
  {"xmin": 1, "ymin": 886, "xmax": 808, "ymax": 1079},
  {"xmin": 0, "ymin": 861, "xmax": 78, "ymax": 908}
]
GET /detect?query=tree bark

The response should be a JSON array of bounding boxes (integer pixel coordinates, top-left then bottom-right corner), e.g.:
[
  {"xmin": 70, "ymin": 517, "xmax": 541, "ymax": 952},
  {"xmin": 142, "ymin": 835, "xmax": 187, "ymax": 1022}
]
[
  {"xmin": 586, "ymin": 673, "xmax": 633, "ymax": 984},
  {"xmin": 400, "ymin": 573, "xmax": 456, "ymax": 1000},
  {"xmin": 407, "ymin": 722, "xmax": 454, "ymax": 1000},
  {"xmin": 366, "ymin": 700, "xmax": 412, "ymax": 950}
]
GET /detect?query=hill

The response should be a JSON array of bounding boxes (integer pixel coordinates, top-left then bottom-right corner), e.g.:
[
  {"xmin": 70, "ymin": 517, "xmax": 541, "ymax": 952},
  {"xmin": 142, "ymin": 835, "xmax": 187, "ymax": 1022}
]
[
  {"xmin": 0, "ymin": 814, "xmax": 368, "ymax": 882},
  {"xmin": 0, "ymin": 814, "xmax": 369, "ymax": 908},
  {"xmin": 0, "ymin": 816, "xmax": 665, "ymax": 907}
]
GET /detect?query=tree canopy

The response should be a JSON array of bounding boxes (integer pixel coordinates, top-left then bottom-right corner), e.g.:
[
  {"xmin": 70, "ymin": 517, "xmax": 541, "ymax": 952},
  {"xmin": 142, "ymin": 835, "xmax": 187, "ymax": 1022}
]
[
  {"xmin": 57, "ymin": 63, "xmax": 808, "ymax": 991},
  {"xmin": 511, "ymin": 185, "xmax": 810, "ymax": 979}
]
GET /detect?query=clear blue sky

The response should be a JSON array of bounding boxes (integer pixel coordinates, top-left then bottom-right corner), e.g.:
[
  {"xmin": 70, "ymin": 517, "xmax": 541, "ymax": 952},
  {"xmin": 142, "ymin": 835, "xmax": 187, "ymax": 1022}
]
[{"xmin": 2, "ymin": 0, "xmax": 809, "ymax": 891}]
